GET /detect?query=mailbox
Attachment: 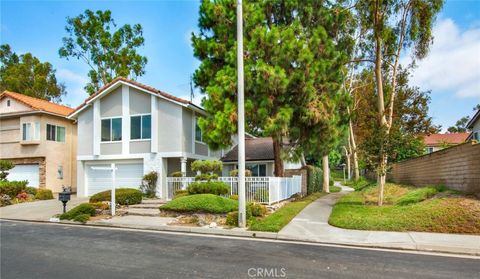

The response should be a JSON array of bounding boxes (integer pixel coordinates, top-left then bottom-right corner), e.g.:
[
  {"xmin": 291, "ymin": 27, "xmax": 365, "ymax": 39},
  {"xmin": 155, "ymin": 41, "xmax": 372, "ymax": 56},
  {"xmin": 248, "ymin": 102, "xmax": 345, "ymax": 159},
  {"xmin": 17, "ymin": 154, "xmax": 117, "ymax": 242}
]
[{"xmin": 59, "ymin": 189, "xmax": 71, "ymax": 213}]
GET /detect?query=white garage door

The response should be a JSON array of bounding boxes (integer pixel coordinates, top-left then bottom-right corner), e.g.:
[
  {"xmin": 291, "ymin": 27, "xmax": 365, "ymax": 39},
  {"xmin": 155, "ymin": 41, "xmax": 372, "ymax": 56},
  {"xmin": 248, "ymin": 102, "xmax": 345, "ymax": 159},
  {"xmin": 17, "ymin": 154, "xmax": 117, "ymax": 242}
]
[
  {"xmin": 86, "ymin": 163, "xmax": 144, "ymax": 195},
  {"xmin": 7, "ymin": 164, "xmax": 40, "ymax": 187}
]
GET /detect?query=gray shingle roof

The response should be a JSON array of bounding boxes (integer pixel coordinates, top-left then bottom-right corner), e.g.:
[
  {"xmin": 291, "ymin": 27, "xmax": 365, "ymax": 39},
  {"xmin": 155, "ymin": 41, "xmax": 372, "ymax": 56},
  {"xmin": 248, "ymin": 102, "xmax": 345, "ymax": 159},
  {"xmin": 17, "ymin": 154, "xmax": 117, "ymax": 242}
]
[{"xmin": 221, "ymin": 137, "xmax": 274, "ymax": 162}]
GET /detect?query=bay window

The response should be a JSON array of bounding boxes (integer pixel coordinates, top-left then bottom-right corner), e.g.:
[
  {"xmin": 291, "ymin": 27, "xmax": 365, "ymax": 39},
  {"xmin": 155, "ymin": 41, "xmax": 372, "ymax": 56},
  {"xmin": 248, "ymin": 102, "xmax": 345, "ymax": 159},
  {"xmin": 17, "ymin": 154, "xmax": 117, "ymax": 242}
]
[{"xmin": 22, "ymin": 122, "xmax": 40, "ymax": 141}]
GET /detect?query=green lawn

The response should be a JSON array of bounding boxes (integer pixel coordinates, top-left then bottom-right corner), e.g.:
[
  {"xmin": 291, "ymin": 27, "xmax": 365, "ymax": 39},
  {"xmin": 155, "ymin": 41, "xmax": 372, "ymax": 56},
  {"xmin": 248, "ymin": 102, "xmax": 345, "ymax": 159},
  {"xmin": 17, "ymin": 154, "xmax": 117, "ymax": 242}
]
[
  {"xmin": 329, "ymin": 183, "xmax": 480, "ymax": 234},
  {"xmin": 249, "ymin": 192, "xmax": 326, "ymax": 232}
]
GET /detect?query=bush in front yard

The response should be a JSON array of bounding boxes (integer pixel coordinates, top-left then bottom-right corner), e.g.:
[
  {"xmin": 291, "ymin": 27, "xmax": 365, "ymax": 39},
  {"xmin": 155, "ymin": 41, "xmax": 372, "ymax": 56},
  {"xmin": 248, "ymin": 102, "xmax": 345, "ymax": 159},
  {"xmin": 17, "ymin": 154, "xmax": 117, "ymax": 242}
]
[
  {"xmin": 0, "ymin": 160, "xmax": 14, "ymax": 181},
  {"xmin": 226, "ymin": 208, "xmax": 253, "ymax": 226},
  {"xmin": 187, "ymin": 181, "xmax": 229, "ymax": 196},
  {"xmin": 248, "ymin": 203, "xmax": 267, "ymax": 217},
  {"xmin": 173, "ymin": 190, "xmax": 189, "ymax": 199},
  {"xmin": 140, "ymin": 171, "xmax": 158, "ymax": 198},
  {"xmin": 73, "ymin": 214, "xmax": 91, "ymax": 223},
  {"xmin": 35, "ymin": 189, "xmax": 54, "ymax": 200},
  {"xmin": 60, "ymin": 203, "xmax": 96, "ymax": 220},
  {"xmin": 0, "ymin": 180, "xmax": 27, "ymax": 197},
  {"xmin": 89, "ymin": 188, "xmax": 142, "ymax": 205},
  {"xmin": 160, "ymin": 194, "xmax": 238, "ymax": 214},
  {"xmin": 25, "ymin": 187, "xmax": 38, "ymax": 196}
]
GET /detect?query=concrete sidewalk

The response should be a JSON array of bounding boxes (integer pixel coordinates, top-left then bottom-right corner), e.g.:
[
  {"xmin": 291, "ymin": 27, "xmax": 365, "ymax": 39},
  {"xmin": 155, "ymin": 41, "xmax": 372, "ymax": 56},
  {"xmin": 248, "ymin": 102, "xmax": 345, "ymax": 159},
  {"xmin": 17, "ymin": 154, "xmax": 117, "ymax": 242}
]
[
  {"xmin": 0, "ymin": 196, "xmax": 88, "ymax": 221},
  {"xmin": 278, "ymin": 182, "xmax": 480, "ymax": 255}
]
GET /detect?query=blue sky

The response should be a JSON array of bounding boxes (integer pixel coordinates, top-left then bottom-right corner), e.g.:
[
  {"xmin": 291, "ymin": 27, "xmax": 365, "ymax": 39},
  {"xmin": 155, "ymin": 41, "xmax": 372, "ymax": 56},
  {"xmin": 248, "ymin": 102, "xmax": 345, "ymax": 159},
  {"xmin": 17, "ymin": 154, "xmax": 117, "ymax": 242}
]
[{"xmin": 1, "ymin": 0, "xmax": 479, "ymax": 130}]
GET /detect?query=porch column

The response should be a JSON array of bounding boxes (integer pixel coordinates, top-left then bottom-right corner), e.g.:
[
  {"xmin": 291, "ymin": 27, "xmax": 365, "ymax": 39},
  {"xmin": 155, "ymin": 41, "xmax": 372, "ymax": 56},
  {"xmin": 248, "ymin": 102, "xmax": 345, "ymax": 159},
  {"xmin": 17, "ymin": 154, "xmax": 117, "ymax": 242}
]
[{"xmin": 180, "ymin": 157, "xmax": 187, "ymax": 176}]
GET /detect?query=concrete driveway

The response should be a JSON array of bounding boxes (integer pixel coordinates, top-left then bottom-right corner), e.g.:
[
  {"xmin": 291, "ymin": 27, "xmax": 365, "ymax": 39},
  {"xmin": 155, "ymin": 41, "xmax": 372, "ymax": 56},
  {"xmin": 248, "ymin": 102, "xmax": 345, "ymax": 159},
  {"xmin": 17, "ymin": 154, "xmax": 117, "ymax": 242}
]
[{"xmin": 0, "ymin": 195, "xmax": 88, "ymax": 221}]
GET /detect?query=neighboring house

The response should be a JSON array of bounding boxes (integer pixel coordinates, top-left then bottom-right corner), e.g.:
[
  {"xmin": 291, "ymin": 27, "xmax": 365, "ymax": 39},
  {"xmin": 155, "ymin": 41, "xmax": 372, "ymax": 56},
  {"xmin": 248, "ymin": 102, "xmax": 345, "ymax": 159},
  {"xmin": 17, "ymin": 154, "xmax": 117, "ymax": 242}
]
[
  {"xmin": 0, "ymin": 91, "xmax": 76, "ymax": 192},
  {"xmin": 68, "ymin": 77, "xmax": 222, "ymax": 198},
  {"xmin": 220, "ymin": 137, "xmax": 302, "ymax": 176},
  {"xmin": 423, "ymin": 133, "xmax": 469, "ymax": 154},
  {"xmin": 466, "ymin": 109, "xmax": 480, "ymax": 141}
]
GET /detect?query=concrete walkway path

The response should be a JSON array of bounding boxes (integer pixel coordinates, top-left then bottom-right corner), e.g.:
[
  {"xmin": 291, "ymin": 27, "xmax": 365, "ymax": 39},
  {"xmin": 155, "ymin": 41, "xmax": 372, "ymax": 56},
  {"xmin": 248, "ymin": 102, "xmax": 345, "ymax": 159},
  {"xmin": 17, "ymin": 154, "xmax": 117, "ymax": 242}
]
[
  {"xmin": 0, "ymin": 195, "xmax": 88, "ymax": 221},
  {"xmin": 278, "ymin": 182, "xmax": 480, "ymax": 255}
]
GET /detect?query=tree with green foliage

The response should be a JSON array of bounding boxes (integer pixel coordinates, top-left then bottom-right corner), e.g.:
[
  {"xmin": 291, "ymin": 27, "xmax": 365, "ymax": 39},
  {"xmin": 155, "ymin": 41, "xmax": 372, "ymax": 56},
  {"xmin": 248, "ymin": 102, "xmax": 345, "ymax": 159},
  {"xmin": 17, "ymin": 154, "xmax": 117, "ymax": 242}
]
[
  {"xmin": 354, "ymin": 0, "xmax": 444, "ymax": 205},
  {"xmin": 0, "ymin": 44, "xmax": 66, "ymax": 101},
  {"xmin": 0, "ymin": 160, "xmax": 14, "ymax": 181},
  {"xmin": 447, "ymin": 104, "xmax": 479, "ymax": 133},
  {"xmin": 192, "ymin": 0, "xmax": 354, "ymax": 177},
  {"xmin": 59, "ymin": 9, "xmax": 147, "ymax": 94}
]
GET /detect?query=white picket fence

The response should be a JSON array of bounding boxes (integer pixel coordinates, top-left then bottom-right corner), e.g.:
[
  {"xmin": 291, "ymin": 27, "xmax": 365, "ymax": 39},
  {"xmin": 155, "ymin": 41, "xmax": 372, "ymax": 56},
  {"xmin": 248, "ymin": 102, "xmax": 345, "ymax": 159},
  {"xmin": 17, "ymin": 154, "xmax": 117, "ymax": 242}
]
[{"xmin": 166, "ymin": 176, "xmax": 302, "ymax": 205}]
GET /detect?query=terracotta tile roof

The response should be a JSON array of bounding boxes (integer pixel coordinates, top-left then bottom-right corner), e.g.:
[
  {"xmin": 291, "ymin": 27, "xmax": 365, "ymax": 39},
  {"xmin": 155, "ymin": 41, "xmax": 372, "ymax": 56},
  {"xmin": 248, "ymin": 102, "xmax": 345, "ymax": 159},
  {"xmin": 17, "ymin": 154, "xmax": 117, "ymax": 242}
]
[
  {"xmin": 221, "ymin": 137, "xmax": 275, "ymax": 162},
  {"xmin": 423, "ymin": 133, "xmax": 469, "ymax": 146},
  {"xmin": 69, "ymin": 77, "xmax": 193, "ymax": 117},
  {"xmin": 0, "ymin": 91, "xmax": 74, "ymax": 117}
]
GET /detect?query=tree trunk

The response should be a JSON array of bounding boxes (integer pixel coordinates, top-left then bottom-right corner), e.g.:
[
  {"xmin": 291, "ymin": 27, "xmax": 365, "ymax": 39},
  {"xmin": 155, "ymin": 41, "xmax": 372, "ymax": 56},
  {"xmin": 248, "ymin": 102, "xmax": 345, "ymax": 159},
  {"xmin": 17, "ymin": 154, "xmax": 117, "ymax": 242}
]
[
  {"xmin": 273, "ymin": 138, "xmax": 284, "ymax": 177},
  {"xmin": 322, "ymin": 155, "xmax": 330, "ymax": 193},
  {"xmin": 344, "ymin": 146, "xmax": 351, "ymax": 181},
  {"xmin": 349, "ymin": 120, "xmax": 360, "ymax": 181}
]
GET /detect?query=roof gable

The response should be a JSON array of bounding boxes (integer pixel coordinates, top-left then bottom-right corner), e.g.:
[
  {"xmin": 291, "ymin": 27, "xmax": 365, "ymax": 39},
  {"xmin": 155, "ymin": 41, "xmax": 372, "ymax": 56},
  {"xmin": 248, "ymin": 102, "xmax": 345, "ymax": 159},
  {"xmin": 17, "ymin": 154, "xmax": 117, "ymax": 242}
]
[
  {"xmin": 221, "ymin": 137, "xmax": 275, "ymax": 162},
  {"xmin": 423, "ymin": 133, "xmax": 469, "ymax": 146},
  {"xmin": 68, "ymin": 77, "xmax": 200, "ymax": 118},
  {"xmin": 0, "ymin": 91, "xmax": 73, "ymax": 117}
]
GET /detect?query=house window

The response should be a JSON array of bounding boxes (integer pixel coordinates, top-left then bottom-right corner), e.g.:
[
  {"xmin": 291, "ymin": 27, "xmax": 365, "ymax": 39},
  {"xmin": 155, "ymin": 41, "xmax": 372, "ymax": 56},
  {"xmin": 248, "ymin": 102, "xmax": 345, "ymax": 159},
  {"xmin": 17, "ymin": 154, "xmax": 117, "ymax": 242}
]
[
  {"xmin": 101, "ymin": 118, "xmax": 122, "ymax": 142},
  {"xmin": 425, "ymin": 147, "xmax": 434, "ymax": 154},
  {"xmin": 7, "ymin": 100, "xmax": 10, "ymax": 106},
  {"xmin": 474, "ymin": 131, "xmax": 479, "ymax": 141},
  {"xmin": 130, "ymin": 115, "xmax": 151, "ymax": 140},
  {"xmin": 22, "ymin": 122, "xmax": 40, "ymax": 141},
  {"xmin": 46, "ymin": 124, "xmax": 66, "ymax": 142},
  {"xmin": 246, "ymin": 164, "xmax": 267, "ymax": 177},
  {"xmin": 195, "ymin": 117, "xmax": 203, "ymax": 142}
]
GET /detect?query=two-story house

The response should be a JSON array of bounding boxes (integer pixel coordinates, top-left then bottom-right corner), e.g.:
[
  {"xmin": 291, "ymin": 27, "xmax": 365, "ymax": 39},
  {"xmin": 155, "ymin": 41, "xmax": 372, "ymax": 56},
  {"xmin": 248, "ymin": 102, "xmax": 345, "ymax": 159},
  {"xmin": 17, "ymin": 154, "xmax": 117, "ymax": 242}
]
[
  {"xmin": 0, "ymin": 91, "xmax": 76, "ymax": 192},
  {"xmin": 69, "ymin": 77, "xmax": 220, "ymax": 198}
]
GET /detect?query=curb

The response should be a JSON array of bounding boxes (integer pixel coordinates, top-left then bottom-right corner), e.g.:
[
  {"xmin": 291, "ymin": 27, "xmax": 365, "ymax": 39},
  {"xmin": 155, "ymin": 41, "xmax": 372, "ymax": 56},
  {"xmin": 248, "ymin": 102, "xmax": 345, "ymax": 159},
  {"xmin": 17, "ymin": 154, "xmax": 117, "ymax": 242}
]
[{"xmin": 1, "ymin": 218, "xmax": 478, "ymax": 257}]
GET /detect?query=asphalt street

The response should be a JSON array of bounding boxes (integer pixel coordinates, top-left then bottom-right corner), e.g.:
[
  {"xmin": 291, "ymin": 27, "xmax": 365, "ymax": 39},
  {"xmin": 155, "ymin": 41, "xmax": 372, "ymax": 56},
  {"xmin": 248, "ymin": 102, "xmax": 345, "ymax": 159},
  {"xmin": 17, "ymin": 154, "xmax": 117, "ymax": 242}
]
[{"xmin": 0, "ymin": 220, "xmax": 479, "ymax": 279}]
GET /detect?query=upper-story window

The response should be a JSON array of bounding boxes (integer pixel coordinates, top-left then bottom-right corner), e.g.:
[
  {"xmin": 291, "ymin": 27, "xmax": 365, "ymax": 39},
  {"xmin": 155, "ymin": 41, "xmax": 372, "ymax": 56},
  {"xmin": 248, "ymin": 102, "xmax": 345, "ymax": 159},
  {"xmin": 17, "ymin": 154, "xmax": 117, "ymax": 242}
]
[
  {"xmin": 101, "ymin": 117, "xmax": 122, "ymax": 142},
  {"xmin": 131, "ymin": 114, "xmax": 151, "ymax": 140},
  {"xmin": 195, "ymin": 117, "xmax": 203, "ymax": 143},
  {"xmin": 22, "ymin": 122, "xmax": 40, "ymax": 141},
  {"xmin": 46, "ymin": 124, "xmax": 66, "ymax": 142},
  {"xmin": 7, "ymin": 100, "xmax": 10, "ymax": 107}
]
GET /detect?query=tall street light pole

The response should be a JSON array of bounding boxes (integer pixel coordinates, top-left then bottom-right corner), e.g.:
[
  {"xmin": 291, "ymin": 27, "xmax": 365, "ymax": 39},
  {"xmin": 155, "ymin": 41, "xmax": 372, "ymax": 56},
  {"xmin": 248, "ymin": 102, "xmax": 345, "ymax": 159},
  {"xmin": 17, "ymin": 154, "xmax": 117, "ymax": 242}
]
[{"xmin": 236, "ymin": 0, "xmax": 246, "ymax": 228}]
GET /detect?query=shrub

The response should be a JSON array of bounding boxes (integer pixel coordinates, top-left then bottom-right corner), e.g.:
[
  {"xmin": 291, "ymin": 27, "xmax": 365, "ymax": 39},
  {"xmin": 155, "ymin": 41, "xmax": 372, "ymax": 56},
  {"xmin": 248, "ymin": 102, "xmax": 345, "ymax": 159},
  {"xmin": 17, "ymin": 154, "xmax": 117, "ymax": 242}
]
[
  {"xmin": 0, "ymin": 194, "xmax": 12, "ymax": 207},
  {"xmin": 89, "ymin": 188, "xmax": 142, "ymax": 205},
  {"xmin": 90, "ymin": 202, "xmax": 110, "ymax": 210},
  {"xmin": 194, "ymin": 173, "xmax": 218, "ymax": 181},
  {"xmin": 73, "ymin": 214, "xmax": 90, "ymax": 223},
  {"xmin": 174, "ymin": 190, "xmax": 189, "ymax": 200},
  {"xmin": 0, "ymin": 180, "xmax": 27, "ymax": 197},
  {"xmin": 187, "ymin": 181, "xmax": 229, "ymax": 195},
  {"xmin": 226, "ymin": 208, "xmax": 253, "ymax": 226},
  {"xmin": 16, "ymin": 191, "xmax": 29, "ymax": 201},
  {"xmin": 140, "ymin": 171, "xmax": 158, "ymax": 198},
  {"xmin": 25, "ymin": 187, "xmax": 38, "ymax": 196},
  {"xmin": 160, "ymin": 194, "xmax": 238, "ymax": 214},
  {"xmin": 396, "ymin": 187, "xmax": 438, "ymax": 206},
  {"xmin": 226, "ymin": 211, "xmax": 239, "ymax": 226},
  {"xmin": 248, "ymin": 203, "xmax": 267, "ymax": 217},
  {"xmin": 229, "ymin": 169, "xmax": 252, "ymax": 177},
  {"xmin": 35, "ymin": 189, "xmax": 54, "ymax": 200},
  {"xmin": 170, "ymin": 171, "xmax": 183, "ymax": 177},
  {"xmin": 191, "ymin": 160, "xmax": 223, "ymax": 174},
  {"xmin": 230, "ymin": 194, "xmax": 239, "ymax": 200},
  {"xmin": 0, "ymin": 160, "xmax": 14, "ymax": 181},
  {"xmin": 60, "ymin": 203, "xmax": 96, "ymax": 220},
  {"xmin": 306, "ymin": 166, "xmax": 323, "ymax": 194}
]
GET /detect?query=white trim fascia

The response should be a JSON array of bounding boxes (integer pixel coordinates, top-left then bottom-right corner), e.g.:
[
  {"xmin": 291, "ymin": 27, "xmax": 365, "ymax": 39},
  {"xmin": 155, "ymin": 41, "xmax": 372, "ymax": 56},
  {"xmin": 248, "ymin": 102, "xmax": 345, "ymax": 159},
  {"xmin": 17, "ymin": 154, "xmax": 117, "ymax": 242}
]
[
  {"xmin": 2, "ymin": 110, "xmax": 73, "ymax": 120},
  {"xmin": 222, "ymin": 160, "xmax": 275, "ymax": 164},
  {"xmin": 151, "ymin": 95, "xmax": 158, "ymax": 153},
  {"xmin": 93, "ymin": 100, "xmax": 100, "ymax": 156},
  {"xmin": 122, "ymin": 85, "xmax": 130, "ymax": 155},
  {"xmin": 76, "ymin": 151, "xmax": 218, "ymax": 162}
]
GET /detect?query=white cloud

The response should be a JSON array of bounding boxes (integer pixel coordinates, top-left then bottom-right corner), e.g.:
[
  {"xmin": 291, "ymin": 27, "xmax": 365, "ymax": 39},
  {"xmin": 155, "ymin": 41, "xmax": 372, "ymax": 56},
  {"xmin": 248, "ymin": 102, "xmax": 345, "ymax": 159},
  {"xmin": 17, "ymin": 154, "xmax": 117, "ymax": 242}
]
[
  {"xmin": 405, "ymin": 18, "xmax": 480, "ymax": 98},
  {"xmin": 57, "ymin": 68, "xmax": 89, "ymax": 84}
]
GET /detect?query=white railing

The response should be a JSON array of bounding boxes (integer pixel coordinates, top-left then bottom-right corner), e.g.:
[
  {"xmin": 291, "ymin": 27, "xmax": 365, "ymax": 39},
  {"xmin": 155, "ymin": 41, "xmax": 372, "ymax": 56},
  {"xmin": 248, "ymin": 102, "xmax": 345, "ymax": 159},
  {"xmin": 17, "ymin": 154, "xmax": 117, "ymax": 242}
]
[{"xmin": 166, "ymin": 176, "xmax": 302, "ymax": 205}]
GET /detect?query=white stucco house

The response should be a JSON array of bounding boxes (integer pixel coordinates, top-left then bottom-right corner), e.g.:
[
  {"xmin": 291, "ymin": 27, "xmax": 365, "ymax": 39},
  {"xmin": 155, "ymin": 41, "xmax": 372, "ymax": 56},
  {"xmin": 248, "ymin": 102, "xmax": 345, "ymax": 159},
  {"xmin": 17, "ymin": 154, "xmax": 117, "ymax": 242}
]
[
  {"xmin": 68, "ymin": 77, "xmax": 222, "ymax": 198},
  {"xmin": 467, "ymin": 109, "xmax": 480, "ymax": 141}
]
